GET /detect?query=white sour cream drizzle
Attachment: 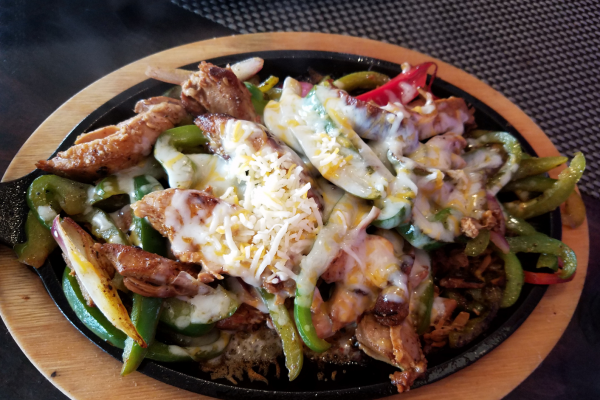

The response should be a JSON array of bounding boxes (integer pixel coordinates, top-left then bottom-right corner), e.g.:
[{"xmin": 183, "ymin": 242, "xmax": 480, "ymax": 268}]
[{"xmin": 163, "ymin": 120, "xmax": 322, "ymax": 286}]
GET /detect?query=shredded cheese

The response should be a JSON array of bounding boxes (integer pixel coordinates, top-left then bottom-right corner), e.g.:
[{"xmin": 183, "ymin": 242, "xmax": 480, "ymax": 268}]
[{"xmin": 165, "ymin": 120, "xmax": 322, "ymax": 286}]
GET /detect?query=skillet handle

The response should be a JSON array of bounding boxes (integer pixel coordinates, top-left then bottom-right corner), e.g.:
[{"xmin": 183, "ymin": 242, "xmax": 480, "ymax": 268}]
[{"xmin": 0, "ymin": 171, "xmax": 41, "ymax": 247}]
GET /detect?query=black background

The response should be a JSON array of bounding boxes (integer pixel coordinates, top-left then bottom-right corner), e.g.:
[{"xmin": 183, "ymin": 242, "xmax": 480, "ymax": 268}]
[{"xmin": 1, "ymin": 1, "xmax": 599, "ymax": 399}]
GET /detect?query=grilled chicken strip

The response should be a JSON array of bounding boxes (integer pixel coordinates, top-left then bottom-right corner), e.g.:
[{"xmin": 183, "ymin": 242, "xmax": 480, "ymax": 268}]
[
  {"xmin": 215, "ymin": 303, "xmax": 267, "ymax": 331},
  {"xmin": 356, "ymin": 314, "xmax": 426, "ymax": 393},
  {"xmin": 195, "ymin": 113, "xmax": 323, "ymax": 210},
  {"xmin": 130, "ymin": 188, "xmax": 234, "ymax": 275},
  {"xmin": 181, "ymin": 62, "xmax": 257, "ymax": 121},
  {"xmin": 95, "ymin": 243, "xmax": 214, "ymax": 298},
  {"xmin": 36, "ymin": 96, "xmax": 187, "ymax": 182}
]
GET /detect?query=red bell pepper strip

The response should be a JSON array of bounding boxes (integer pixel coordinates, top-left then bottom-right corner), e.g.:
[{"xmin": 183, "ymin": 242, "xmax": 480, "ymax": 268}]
[
  {"xmin": 524, "ymin": 270, "xmax": 575, "ymax": 285},
  {"xmin": 356, "ymin": 62, "xmax": 437, "ymax": 106}
]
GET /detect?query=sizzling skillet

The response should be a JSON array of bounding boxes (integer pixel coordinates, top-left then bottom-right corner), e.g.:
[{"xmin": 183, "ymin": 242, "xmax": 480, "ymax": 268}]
[{"xmin": 0, "ymin": 50, "xmax": 561, "ymax": 399}]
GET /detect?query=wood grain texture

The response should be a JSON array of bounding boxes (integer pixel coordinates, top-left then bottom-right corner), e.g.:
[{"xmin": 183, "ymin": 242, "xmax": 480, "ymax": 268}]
[{"xmin": 0, "ymin": 33, "xmax": 589, "ymax": 400}]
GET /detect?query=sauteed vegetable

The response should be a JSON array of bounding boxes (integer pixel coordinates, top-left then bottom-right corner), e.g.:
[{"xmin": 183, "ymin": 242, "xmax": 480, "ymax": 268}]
[{"xmin": 14, "ymin": 57, "xmax": 585, "ymax": 393}]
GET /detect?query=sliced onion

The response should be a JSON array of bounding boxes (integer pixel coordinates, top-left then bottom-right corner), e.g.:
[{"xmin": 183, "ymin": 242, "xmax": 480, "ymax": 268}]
[
  {"xmin": 230, "ymin": 57, "xmax": 264, "ymax": 81},
  {"xmin": 52, "ymin": 216, "xmax": 146, "ymax": 347},
  {"xmin": 490, "ymin": 231, "xmax": 510, "ymax": 254},
  {"xmin": 145, "ymin": 66, "xmax": 192, "ymax": 85},
  {"xmin": 300, "ymin": 82, "xmax": 314, "ymax": 97}
]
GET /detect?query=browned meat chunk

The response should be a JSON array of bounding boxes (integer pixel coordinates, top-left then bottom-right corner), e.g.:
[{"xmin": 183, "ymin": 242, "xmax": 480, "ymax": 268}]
[
  {"xmin": 96, "ymin": 243, "xmax": 213, "ymax": 298},
  {"xmin": 460, "ymin": 217, "xmax": 481, "ymax": 238},
  {"xmin": 373, "ymin": 294, "xmax": 409, "ymax": 327},
  {"xmin": 130, "ymin": 188, "xmax": 225, "ymax": 246},
  {"xmin": 195, "ymin": 113, "xmax": 323, "ymax": 211},
  {"xmin": 36, "ymin": 97, "xmax": 187, "ymax": 181},
  {"xmin": 411, "ymin": 97, "xmax": 475, "ymax": 140},
  {"xmin": 389, "ymin": 321, "xmax": 427, "ymax": 392},
  {"xmin": 355, "ymin": 314, "xmax": 396, "ymax": 363},
  {"xmin": 320, "ymin": 251, "xmax": 348, "ymax": 283},
  {"xmin": 215, "ymin": 303, "xmax": 266, "ymax": 331},
  {"xmin": 181, "ymin": 62, "xmax": 257, "ymax": 121},
  {"xmin": 356, "ymin": 315, "xmax": 426, "ymax": 393},
  {"xmin": 439, "ymin": 277, "xmax": 485, "ymax": 289}
]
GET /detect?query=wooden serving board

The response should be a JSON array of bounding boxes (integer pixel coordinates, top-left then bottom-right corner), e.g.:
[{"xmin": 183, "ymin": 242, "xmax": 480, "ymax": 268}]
[{"xmin": 0, "ymin": 33, "xmax": 589, "ymax": 400}]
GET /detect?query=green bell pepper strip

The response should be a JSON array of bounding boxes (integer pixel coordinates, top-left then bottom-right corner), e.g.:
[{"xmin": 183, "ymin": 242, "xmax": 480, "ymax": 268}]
[
  {"xmin": 63, "ymin": 267, "xmax": 226, "ymax": 362},
  {"xmin": 295, "ymin": 194, "xmax": 373, "ymax": 352},
  {"xmin": 159, "ymin": 286, "xmax": 237, "ymax": 336},
  {"xmin": 129, "ymin": 176, "xmax": 167, "ymax": 253},
  {"xmin": 537, "ymin": 253, "xmax": 559, "ymax": 271},
  {"xmin": 27, "ymin": 175, "xmax": 92, "ymax": 229},
  {"xmin": 259, "ymin": 289, "xmax": 304, "ymax": 381},
  {"xmin": 502, "ymin": 175, "xmax": 557, "ymax": 193},
  {"xmin": 504, "ymin": 152, "xmax": 585, "ymax": 220},
  {"xmin": 91, "ymin": 158, "xmax": 165, "ymax": 203},
  {"xmin": 63, "ymin": 266, "xmax": 128, "ymax": 347},
  {"xmin": 154, "ymin": 125, "xmax": 209, "ymax": 189},
  {"xmin": 471, "ymin": 132, "xmax": 523, "ymax": 195},
  {"xmin": 410, "ymin": 273, "xmax": 434, "ymax": 334},
  {"xmin": 506, "ymin": 233, "xmax": 577, "ymax": 280},
  {"xmin": 183, "ymin": 331, "xmax": 231, "ymax": 361},
  {"xmin": 121, "ymin": 175, "xmax": 167, "ymax": 375},
  {"xmin": 497, "ymin": 251, "xmax": 524, "ymax": 308},
  {"xmin": 258, "ymin": 75, "xmax": 279, "ymax": 93},
  {"xmin": 92, "ymin": 176, "xmax": 125, "ymax": 203},
  {"xmin": 14, "ymin": 211, "xmax": 58, "ymax": 268},
  {"xmin": 373, "ymin": 157, "xmax": 417, "ymax": 229},
  {"xmin": 72, "ymin": 208, "xmax": 130, "ymax": 245},
  {"xmin": 505, "ymin": 214, "xmax": 537, "ymax": 236},
  {"xmin": 244, "ymin": 82, "xmax": 269, "ymax": 115},
  {"xmin": 159, "ymin": 298, "xmax": 216, "ymax": 337},
  {"xmin": 121, "ymin": 294, "xmax": 163, "ymax": 375},
  {"xmin": 396, "ymin": 223, "xmax": 446, "ymax": 251},
  {"xmin": 333, "ymin": 71, "xmax": 391, "ymax": 92},
  {"xmin": 511, "ymin": 156, "xmax": 568, "ymax": 181},
  {"xmin": 449, "ymin": 311, "xmax": 491, "ymax": 348},
  {"xmin": 27, "ymin": 174, "xmax": 129, "ymax": 252},
  {"xmin": 465, "ymin": 229, "xmax": 490, "ymax": 257}
]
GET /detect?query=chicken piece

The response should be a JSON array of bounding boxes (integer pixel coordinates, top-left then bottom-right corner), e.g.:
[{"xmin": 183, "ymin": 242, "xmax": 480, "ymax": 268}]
[
  {"xmin": 373, "ymin": 291, "xmax": 410, "ymax": 327},
  {"xmin": 460, "ymin": 216, "xmax": 481, "ymax": 238},
  {"xmin": 311, "ymin": 288, "xmax": 334, "ymax": 339},
  {"xmin": 130, "ymin": 188, "xmax": 234, "ymax": 275},
  {"xmin": 96, "ymin": 243, "xmax": 213, "ymax": 298},
  {"xmin": 320, "ymin": 251, "xmax": 349, "ymax": 283},
  {"xmin": 355, "ymin": 314, "xmax": 396, "ymax": 364},
  {"xmin": 356, "ymin": 314, "xmax": 426, "ymax": 393},
  {"xmin": 36, "ymin": 97, "xmax": 187, "ymax": 182},
  {"xmin": 329, "ymin": 286, "xmax": 372, "ymax": 332},
  {"xmin": 408, "ymin": 133, "xmax": 467, "ymax": 171},
  {"xmin": 195, "ymin": 113, "xmax": 323, "ymax": 210},
  {"xmin": 215, "ymin": 303, "xmax": 266, "ymax": 331},
  {"xmin": 181, "ymin": 61, "xmax": 257, "ymax": 121},
  {"xmin": 410, "ymin": 97, "xmax": 475, "ymax": 140},
  {"xmin": 430, "ymin": 296, "xmax": 458, "ymax": 327},
  {"xmin": 263, "ymin": 273, "xmax": 296, "ymax": 299}
]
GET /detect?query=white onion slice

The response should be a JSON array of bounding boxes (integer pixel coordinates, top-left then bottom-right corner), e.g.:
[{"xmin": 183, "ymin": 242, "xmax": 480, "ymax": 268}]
[
  {"xmin": 52, "ymin": 216, "xmax": 146, "ymax": 347},
  {"xmin": 230, "ymin": 57, "xmax": 264, "ymax": 81},
  {"xmin": 145, "ymin": 65, "xmax": 192, "ymax": 85}
]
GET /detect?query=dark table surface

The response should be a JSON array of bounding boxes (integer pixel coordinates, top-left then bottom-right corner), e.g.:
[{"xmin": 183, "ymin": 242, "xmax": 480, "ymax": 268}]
[{"xmin": 1, "ymin": 1, "xmax": 599, "ymax": 399}]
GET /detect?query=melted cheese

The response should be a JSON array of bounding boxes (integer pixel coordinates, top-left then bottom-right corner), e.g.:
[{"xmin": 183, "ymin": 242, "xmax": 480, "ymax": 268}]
[{"xmin": 163, "ymin": 120, "xmax": 322, "ymax": 286}]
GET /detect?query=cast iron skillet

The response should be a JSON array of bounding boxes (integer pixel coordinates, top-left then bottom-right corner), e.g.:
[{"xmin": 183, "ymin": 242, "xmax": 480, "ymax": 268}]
[{"xmin": 0, "ymin": 51, "xmax": 559, "ymax": 399}]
